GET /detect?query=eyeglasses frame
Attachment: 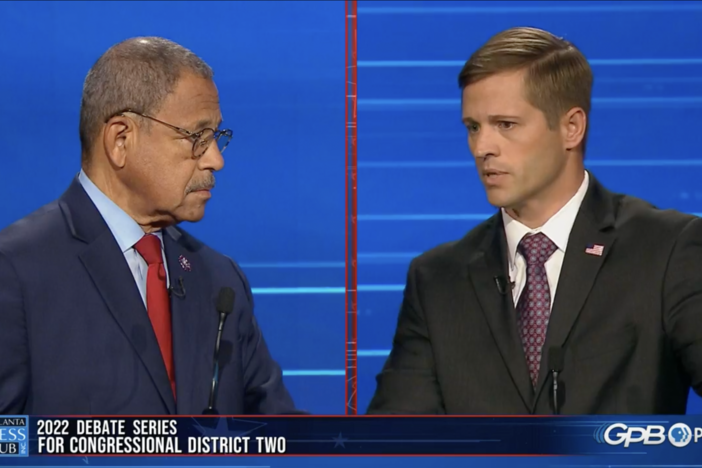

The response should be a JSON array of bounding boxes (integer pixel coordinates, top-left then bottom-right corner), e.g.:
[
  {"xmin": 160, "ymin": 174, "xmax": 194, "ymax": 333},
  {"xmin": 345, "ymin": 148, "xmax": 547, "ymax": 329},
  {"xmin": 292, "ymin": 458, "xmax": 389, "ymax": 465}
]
[{"xmin": 104, "ymin": 108, "xmax": 232, "ymax": 158}]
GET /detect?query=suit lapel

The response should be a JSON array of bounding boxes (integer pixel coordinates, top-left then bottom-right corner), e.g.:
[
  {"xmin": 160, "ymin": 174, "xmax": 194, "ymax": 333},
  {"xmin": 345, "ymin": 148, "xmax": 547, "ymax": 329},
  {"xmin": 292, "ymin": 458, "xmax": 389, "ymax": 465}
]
[
  {"xmin": 532, "ymin": 175, "xmax": 617, "ymax": 410},
  {"xmin": 60, "ymin": 179, "xmax": 176, "ymax": 414},
  {"xmin": 467, "ymin": 215, "xmax": 534, "ymax": 410},
  {"xmin": 163, "ymin": 227, "xmax": 211, "ymax": 415}
]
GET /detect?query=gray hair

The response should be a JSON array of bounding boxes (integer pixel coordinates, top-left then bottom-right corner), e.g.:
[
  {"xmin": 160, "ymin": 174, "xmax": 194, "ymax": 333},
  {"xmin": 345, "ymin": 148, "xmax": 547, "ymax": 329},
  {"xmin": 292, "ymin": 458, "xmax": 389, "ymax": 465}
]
[{"xmin": 79, "ymin": 36, "xmax": 214, "ymax": 164}]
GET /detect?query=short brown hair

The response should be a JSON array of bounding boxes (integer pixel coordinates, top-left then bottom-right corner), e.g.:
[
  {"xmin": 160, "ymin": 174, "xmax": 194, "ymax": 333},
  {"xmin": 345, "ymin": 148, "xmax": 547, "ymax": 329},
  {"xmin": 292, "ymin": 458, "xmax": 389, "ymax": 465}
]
[
  {"xmin": 79, "ymin": 37, "xmax": 214, "ymax": 165},
  {"xmin": 458, "ymin": 27, "xmax": 593, "ymax": 154}
]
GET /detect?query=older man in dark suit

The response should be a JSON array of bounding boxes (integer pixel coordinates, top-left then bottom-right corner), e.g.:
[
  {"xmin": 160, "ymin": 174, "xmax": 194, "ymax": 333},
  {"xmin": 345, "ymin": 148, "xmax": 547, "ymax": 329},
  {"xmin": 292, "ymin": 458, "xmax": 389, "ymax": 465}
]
[{"xmin": 0, "ymin": 37, "xmax": 299, "ymax": 415}]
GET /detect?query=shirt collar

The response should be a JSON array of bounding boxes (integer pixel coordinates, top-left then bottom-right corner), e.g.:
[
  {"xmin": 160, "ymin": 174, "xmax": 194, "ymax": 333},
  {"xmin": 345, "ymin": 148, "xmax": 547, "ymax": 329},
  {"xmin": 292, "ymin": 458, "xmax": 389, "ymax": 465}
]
[
  {"xmin": 78, "ymin": 169, "xmax": 162, "ymax": 252},
  {"xmin": 502, "ymin": 171, "xmax": 589, "ymax": 269}
]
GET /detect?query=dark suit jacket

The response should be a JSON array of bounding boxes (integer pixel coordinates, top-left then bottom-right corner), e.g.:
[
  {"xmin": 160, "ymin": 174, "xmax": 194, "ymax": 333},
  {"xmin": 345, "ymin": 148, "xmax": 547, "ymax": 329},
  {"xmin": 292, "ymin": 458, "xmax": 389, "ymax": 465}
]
[
  {"xmin": 0, "ymin": 178, "xmax": 300, "ymax": 415},
  {"xmin": 367, "ymin": 173, "xmax": 702, "ymax": 414}
]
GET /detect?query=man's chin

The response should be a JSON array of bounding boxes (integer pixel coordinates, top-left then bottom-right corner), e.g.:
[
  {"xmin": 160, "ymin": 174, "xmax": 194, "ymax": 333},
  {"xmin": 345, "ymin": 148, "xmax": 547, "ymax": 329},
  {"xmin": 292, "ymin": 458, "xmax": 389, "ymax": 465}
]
[
  {"xmin": 486, "ymin": 192, "xmax": 515, "ymax": 210},
  {"xmin": 174, "ymin": 207, "xmax": 207, "ymax": 224}
]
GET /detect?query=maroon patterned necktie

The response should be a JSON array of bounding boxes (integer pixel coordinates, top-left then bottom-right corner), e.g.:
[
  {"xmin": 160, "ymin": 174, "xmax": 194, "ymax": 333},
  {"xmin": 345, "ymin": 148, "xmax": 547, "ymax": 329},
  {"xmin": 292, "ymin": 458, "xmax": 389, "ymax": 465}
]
[{"xmin": 516, "ymin": 232, "xmax": 558, "ymax": 387}]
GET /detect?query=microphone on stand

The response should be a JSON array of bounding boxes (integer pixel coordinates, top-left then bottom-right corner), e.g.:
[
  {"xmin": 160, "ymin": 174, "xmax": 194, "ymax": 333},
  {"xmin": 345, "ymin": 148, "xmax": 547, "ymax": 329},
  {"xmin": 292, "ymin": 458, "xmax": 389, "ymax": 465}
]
[
  {"xmin": 203, "ymin": 287, "xmax": 235, "ymax": 415},
  {"xmin": 548, "ymin": 347, "xmax": 565, "ymax": 415}
]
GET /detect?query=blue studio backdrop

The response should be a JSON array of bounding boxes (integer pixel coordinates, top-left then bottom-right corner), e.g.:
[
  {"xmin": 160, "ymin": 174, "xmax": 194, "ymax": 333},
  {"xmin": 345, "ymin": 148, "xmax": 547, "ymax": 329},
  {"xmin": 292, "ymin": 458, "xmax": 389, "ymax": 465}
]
[
  {"xmin": 357, "ymin": 0, "xmax": 702, "ymax": 414},
  {"xmin": 0, "ymin": 1, "xmax": 346, "ymax": 415}
]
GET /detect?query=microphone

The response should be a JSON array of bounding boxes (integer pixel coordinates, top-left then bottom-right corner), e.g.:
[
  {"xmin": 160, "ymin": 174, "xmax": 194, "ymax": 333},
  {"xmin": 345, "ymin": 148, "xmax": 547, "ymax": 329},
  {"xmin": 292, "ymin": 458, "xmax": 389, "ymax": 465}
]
[
  {"xmin": 170, "ymin": 277, "xmax": 186, "ymax": 298},
  {"xmin": 203, "ymin": 287, "xmax": 235, "ymax": 415},
  {"xmin": 494, "ymin": 276, "xmax": 514, "ymax": 296},
  {"xmin": 548, "ymin": 347, "xmax": 565, "ymax": 415},
  {"xmin": 494, "ymin": 276, "xmax": 507, "ymax": 295}
]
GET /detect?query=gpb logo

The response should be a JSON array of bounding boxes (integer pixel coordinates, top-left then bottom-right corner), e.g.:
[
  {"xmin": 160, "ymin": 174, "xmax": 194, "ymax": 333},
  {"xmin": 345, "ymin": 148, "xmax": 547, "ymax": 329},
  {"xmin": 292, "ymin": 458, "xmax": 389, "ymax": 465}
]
[
  {"xmin": 594, "ymin": 423, "xmax": 666, "ymax": 448},
  {"xmin": 594, "ymin": 422, "xmax": 698, "ymax": 448},
  {"xmin": 668, "ymin": 423, "xmax": 692, "ymax": 448}
]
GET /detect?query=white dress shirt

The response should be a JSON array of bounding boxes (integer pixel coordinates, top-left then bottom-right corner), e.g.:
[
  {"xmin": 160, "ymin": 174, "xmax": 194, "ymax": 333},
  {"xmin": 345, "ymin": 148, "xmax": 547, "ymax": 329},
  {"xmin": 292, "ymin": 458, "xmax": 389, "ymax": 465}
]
[
  {"xmin": 78, "ymin": 170, "xmax": 170, "ymax": 307},
  {"xmin": 502, "ymin": 171, "xmax": 589, "ymax": 308}
]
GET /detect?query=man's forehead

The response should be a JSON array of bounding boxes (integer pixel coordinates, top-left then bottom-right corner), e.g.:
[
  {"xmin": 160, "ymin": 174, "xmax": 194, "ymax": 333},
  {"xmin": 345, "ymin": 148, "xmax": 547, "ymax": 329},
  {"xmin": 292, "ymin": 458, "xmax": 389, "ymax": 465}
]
[
  {"xmin": 168, "ymin": 75, "xmax": 219, "ymax": 105},
  {"xmin": 464, "ymin": 80, "xmax": 525, "ymax": 99},
  {"xmin": 160, "ymin": 79, "xmax": 222, "ymax": 128},
  {"xmin": 462, "ymin": 82, "xmax": 531, "ymax": 119},
  {"xmin": 462, "ymin": 98, "xmax": 529, "ymax": 120},
  {"xmin": 162, "ymin": 103, "xmax": 221, "ymax": 130},
  {"xmin": 463, "ymin": 70, "xmax": 527, "ymax": 101}
]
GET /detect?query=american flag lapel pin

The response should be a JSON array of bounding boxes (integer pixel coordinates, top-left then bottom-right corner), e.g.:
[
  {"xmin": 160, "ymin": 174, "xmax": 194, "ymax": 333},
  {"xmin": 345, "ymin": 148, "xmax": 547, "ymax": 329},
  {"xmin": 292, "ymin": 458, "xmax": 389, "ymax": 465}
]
[
  {"xmin": 585, "ymin": 244, "xmax": 604, "ymax": 256},
  {"xmin": 178, "ymin": 255, "xmax": 192, "ymax": 271}
]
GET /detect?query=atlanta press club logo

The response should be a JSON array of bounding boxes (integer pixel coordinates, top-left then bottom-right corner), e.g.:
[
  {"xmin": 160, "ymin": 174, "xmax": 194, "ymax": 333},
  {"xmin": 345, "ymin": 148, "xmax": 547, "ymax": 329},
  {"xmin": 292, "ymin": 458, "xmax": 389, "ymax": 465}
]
[
  {"xmin": 594, "ymin": 422, "xmax": 698, "ymax": 448},
  {"xmin": 0, "ymin": 416, "xmax": 28, "ymax": 457}
]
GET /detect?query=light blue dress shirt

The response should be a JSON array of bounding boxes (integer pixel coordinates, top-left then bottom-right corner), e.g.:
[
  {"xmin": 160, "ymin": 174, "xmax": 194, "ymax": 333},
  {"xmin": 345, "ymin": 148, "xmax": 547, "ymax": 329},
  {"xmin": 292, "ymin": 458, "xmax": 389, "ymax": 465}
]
[{"xmin": 78, "ymin": 170, "xmax": 170, "ymax": 307}]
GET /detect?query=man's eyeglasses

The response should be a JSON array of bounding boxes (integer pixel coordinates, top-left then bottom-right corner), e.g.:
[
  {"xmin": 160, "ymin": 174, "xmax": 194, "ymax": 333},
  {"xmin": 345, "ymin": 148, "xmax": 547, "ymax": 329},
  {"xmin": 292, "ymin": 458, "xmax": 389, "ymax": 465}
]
[{"xmin": 106, "ymin": 109, "xmax": 233, "ymax": 158}]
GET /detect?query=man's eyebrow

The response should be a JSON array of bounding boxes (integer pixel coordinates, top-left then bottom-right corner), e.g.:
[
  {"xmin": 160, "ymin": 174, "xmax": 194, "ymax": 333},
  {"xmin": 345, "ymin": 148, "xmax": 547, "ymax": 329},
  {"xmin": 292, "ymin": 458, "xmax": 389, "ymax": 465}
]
[
  {"xmin": 488, "ymin": 114, "xmax": 521, "ymax": 121},
  {"xmin": 190, "ymin": 117, "xmax": 222, "ymax": 131},
  {"xmin": 462, "ymin": 115, "xmax": 521, "ymax": 124}
]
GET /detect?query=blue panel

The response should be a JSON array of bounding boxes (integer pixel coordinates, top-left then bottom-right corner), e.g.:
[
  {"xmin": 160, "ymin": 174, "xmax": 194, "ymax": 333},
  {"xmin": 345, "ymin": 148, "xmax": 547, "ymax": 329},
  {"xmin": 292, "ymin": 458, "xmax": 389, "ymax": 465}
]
[
  {"xmin": 0, "ymin": 0, "xmax": 345, "ymax": 414},
  {"xmin": 357, "ymin": 0, "xmax": 702, "ymax": 415}
]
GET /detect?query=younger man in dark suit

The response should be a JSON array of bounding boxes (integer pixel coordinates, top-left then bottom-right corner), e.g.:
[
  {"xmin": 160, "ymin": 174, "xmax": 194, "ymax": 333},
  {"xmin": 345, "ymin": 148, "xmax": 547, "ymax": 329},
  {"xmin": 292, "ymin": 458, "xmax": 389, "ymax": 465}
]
[{"xmin": 368, "ymin": 27, "xmax": 702, "ymax": 415}]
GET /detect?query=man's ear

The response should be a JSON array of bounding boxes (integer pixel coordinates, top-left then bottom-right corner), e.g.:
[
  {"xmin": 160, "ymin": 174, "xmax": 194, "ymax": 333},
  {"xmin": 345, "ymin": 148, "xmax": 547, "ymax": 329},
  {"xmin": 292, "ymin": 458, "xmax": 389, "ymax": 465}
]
[
  {"xmin": 103, "ymin": 115, "xmax": 135, "ymax": 168},
  {"xmin": 561, "ymin": 107, "xmax": 586, "ymax": 152}
]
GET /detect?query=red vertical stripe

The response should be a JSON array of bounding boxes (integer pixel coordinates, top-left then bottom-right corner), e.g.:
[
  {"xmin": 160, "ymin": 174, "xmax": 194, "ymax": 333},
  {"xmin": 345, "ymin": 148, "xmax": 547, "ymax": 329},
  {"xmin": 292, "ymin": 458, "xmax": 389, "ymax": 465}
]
[
  {"xmin": 345, "ymin": 0, "xmax": 358, "ymax": 416},
  {"xmin": 351, "ymin": 0, "xmax": 358, "ymax": 417},
  {"xmin": 344, "ymin": 0, "xmax": 350, "ymax": 416}
]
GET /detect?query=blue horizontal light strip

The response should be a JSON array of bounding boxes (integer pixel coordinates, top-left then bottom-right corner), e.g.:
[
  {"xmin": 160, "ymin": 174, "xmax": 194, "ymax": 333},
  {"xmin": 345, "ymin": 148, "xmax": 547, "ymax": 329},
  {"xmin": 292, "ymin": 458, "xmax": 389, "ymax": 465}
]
[
  {"xmin": 251, "ymin": 285, "xmax": 407, "ymax": 294},
  {"xmin": 359, "ymin": 252, "xmax": 420, "ymax": 259},
  {"xmin": 358, "ymin": 98, "xmax": 455, "ymax": 107},
  {"xmin": 358, "ymin": 5, "xmax": 702, "ymax": 14},
  {"xmin": 358, "ymin": 213, "xmax": 702, "ymax": 221},
  {"xmin": 359, "ymin": 213, "xmax": 702, "ymax": 221},
  {"xmin": 358, "ymin": 97, "xmax": 702, "ymax": 108},
  {"xmin": 254, "ymin": 267, "xmax": 702, "ymax": 294},
  {"xmin": 358, "ymin": 58, "xmax": 702, "ymax": 67},
  {"xmin": 598, "ymin": 77, "xmax": 702, "ymax": 83},
  {"xmin": 359, "ymin": 60, "xmax": 462, "ymax": 68},
  {"xmin": 358, "ymin": 214, "xmax": 491, "ymax": 221},
  {"xmin": 356, "ymin": 285, "xmax": 405, "ymax": 292},
  {"xmin": 252, "ymin": 287, "xmax": 345, "ymax": 294},
  {"xmin": 361, "ymin": 161, "xmax": 471, "ymax": 168},
  {"xmin": 358, "ymin": 350, "xmax": 391, "ymax": 357},
  {"xmin": 358, "ymin": 284, "xmax": 405, "ymax": 292},
  {"xmin": 240, "ymin": 261, "xmax": 345, "ymax": 268},
  {"xmin": 282, "ymin": 370, "xmax": 345, "ymax": 376},
  {"xmin": 359, "ymin": 160, "xmax": 702, "ymax": 169},
  {"xmin": 358, "ymin": 258, "xmax": 413, "ymax": 265},
  {"xmin": 587, "ymin": 159, "xmax": 702, "ymax": 167}
]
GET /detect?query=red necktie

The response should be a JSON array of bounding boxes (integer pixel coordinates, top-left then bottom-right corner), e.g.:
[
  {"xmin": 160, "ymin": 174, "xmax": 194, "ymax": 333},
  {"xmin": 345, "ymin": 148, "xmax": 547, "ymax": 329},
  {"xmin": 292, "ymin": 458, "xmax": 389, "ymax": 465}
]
[{"xmin": 134, "ymin": 234, "xmax": 176, "ymax": 398}]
